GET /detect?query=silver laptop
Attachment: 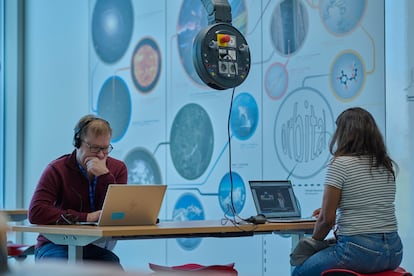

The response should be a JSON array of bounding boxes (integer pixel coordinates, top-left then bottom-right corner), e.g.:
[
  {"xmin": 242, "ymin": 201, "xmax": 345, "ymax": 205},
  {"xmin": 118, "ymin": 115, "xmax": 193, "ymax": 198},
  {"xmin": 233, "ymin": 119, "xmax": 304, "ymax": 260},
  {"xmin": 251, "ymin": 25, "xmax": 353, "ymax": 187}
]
[
  {"xmin": 80, "ymin": 184, "xmax": 167, "ymax": 226},
  {"xmin": 248, "ymin": 180, "xmax": 316, "ymax": 223}
]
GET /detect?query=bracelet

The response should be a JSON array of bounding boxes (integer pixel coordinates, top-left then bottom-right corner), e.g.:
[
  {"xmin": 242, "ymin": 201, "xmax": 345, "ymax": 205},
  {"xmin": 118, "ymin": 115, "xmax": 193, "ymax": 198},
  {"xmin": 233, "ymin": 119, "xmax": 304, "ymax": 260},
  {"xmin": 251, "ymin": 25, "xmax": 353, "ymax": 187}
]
[{"xmin": 311, "ymin": 236, "xmax": 323, "ymax": 242}]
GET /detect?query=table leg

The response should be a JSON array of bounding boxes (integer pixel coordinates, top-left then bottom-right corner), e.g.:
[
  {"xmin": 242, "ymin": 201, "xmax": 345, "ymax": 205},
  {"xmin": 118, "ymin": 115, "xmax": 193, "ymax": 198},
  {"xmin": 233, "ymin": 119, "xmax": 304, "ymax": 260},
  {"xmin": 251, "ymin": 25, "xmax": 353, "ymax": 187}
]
[
  {"xmin": 42, "ymin": 234, "xmax": 101, "ymax": 263},
  {"xmin": 67, "ymin": 245, "xmax": 83, "ymax": 263}
]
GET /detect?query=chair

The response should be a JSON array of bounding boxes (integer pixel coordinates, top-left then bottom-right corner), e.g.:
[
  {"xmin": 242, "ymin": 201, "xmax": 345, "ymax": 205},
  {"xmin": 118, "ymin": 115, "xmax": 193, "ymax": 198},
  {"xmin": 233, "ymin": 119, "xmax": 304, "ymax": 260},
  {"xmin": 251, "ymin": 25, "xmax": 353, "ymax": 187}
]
[
  {"xmin": 0, "ymin": 212, "xmax": 8, "ymax": 273},
  {"xmin": 7, "ymin": 243, "xmax": 35, "ymax": 261},
  {"xmin": 321, "ymin": 267, "xmax": 412, "ymax": 276},
  {"xmin": 0, "ymin": 211, "xmax": 34, "ymax": 263}
]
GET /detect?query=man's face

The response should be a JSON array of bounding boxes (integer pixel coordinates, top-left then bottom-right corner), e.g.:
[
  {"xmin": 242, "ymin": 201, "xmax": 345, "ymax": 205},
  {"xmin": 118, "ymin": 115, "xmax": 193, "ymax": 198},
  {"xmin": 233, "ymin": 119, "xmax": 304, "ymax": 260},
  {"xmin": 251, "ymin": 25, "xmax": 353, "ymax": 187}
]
[{"xmin": 76, "ymin": 131, "xmax": 111, "ymax": 167}]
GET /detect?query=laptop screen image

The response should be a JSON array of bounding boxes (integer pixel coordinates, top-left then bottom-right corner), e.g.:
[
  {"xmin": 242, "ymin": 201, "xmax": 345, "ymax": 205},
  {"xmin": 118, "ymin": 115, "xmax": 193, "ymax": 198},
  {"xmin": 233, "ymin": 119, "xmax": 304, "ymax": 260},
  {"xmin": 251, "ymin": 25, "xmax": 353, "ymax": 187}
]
[{"xmin": 248, "ymin": 180, "xmax": 302, "ymax": 219}]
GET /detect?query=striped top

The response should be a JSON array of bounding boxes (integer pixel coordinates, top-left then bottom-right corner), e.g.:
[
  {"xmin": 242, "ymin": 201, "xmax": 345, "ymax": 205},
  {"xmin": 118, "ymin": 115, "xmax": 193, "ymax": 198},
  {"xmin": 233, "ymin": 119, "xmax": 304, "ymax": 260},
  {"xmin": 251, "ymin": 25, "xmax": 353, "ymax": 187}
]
[{"xmin": 325, "ymin": 156, "xmax": 398, "ymax": 235}]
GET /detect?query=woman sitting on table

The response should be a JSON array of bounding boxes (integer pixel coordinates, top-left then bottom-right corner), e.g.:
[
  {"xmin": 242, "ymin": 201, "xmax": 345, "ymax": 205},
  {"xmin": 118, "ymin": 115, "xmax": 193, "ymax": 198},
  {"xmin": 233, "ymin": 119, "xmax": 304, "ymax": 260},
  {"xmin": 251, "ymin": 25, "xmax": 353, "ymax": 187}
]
[
  {"xmin": 28, "ymin": 115, "xmax": 127, "ymax": 267},
  {"xmin": 292, "ymin": 107, "xmax": 403, "ymax": 276}
]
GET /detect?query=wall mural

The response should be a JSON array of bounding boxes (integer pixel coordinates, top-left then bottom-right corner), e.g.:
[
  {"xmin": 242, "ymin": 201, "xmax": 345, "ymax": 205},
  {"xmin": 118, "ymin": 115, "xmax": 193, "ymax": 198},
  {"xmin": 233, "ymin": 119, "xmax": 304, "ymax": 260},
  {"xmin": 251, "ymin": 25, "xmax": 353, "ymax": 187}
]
[{"xmin": 88, "ymin": 0, "xmax": 384, "ymax": 274}]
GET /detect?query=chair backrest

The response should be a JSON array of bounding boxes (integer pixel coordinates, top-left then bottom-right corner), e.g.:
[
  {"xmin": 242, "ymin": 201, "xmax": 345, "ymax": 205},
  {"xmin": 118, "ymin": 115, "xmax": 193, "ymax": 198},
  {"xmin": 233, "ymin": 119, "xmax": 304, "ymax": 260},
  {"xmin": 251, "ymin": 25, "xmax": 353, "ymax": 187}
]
[{"xmin": 322, "ymin": 269, "xmax": 361, "ymax": 276}]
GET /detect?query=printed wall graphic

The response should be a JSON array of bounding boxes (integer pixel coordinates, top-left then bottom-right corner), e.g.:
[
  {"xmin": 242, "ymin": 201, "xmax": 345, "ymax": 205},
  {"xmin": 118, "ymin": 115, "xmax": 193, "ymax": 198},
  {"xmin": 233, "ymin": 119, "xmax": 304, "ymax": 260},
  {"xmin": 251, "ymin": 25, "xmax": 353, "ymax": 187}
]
[{"xmin": 88, "ymin": 0, "xmax": 385, "ymax": 274}]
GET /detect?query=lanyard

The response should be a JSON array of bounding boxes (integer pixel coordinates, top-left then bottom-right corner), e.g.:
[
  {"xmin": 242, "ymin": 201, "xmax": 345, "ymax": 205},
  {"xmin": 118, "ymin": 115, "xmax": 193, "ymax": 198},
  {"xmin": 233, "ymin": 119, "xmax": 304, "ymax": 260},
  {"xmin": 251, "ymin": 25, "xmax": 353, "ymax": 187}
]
[{"xmin": 77, "ymin": 163, "xmax": 98, "ymax": 212}]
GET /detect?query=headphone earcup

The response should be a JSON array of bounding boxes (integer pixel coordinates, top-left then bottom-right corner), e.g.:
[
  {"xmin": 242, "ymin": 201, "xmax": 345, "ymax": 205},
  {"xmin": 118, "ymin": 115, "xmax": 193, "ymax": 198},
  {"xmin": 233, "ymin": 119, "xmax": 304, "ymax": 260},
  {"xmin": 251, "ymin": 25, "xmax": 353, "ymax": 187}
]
[
  {"xmin": 73, "ymin": 131, "xmax": 81, "ymax": 148},
  {"xmin": 73, "ymin": 117, "xmax": 96, "ymax": 148}
]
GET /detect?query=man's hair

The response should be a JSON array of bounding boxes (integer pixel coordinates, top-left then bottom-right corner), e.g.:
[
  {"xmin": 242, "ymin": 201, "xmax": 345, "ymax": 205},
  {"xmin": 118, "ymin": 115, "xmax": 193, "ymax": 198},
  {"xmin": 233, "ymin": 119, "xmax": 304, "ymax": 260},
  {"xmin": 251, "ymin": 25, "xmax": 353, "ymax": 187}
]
[{"xmin": 73, "ymin": 114, "xmax": 112, "ymax": 148}]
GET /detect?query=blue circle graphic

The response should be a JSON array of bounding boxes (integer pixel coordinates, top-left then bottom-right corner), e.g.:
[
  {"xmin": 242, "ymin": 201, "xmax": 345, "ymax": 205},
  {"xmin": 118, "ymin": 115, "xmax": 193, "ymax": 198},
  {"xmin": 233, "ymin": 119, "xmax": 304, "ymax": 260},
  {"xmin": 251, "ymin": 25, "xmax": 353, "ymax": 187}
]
[
  {"xmin": 172, "ymin": 193, "xmax": 205, "ymax": 251},
  {"xmin": 330, "ymin": 50, "xmax": 365, "ymax": 101},
  {"xmin": 270, "ymin": 0, "xmax": 309, "ymax": 56},
  {"xmin": 170, "ymin": 103, "xmax": 214, "ymax": 180},
  {"xmin": 230, "ymin": 92, "xmax": 259, "ymax": 140},
  {"xmin": 265, "ymin": 63, "xmax": 288, "ymax": 100},
  {"xmin": 97, "ymin": 76, "xmax": 131, "ymax": 142},
  {"xmin": 319, "ymin": 0, "xmax": 366, "ymax": 36},
  {"xmin": 124, "ymin": 147, "xmax": 162, "ymax": 184},
  {"xmin": 218, "ymin": 172, "xmax": 246, "ymax": 216},
  {"xmin": 92, "ymin": 0, "xmax": 134, "ymax": 64}
]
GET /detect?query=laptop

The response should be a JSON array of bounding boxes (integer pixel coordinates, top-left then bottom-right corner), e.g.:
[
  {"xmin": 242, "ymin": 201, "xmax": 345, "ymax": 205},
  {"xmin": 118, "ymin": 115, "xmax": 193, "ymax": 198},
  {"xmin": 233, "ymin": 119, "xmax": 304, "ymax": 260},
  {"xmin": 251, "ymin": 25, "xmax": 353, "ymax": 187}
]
[
  {"xmin": 79, "ymin": 184, "xmax": 167, "ymax": 226},
  {"xmin": 248, "ymin": 180, "xmax": 316, "ymax": 223}
]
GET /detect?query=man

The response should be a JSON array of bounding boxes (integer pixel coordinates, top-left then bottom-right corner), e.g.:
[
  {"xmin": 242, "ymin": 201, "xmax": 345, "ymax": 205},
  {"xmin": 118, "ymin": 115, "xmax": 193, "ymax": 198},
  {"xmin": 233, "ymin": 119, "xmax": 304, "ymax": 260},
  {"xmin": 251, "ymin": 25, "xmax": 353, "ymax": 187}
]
[{"xmin": 28, "ymin": 114, "xmax": 127, "ymax": 266}]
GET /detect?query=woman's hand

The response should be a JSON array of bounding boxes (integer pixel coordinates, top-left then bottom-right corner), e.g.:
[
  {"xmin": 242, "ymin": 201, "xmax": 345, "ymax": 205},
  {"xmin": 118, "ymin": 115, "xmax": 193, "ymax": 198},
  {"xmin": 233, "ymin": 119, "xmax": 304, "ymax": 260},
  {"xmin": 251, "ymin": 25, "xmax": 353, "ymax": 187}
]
[{"xmin": 312, "ymin": 208, "xmax": 321, "ymax": 218}]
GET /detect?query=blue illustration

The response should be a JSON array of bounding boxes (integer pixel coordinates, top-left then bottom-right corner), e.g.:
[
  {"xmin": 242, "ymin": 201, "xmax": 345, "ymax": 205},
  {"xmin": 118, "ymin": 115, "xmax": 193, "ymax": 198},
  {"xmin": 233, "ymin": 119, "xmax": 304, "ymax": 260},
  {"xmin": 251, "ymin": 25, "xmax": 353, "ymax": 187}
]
[
  {"xmin": 265, "ymin": 63, "xmax": 289, "ymax": 100},
  {"xmin": 172, "ymin": 193, "xmax": 205, "ymax": 250},
  {"xmin": 230, "ymin": 92, "xmax": 259, "ymax": 140},
  {"xmin": 330, "ymin": 50, "xmax": 365, "ymax": 101},
  {"xmin": 170, "ymin": 103, "xmax": 214, "ymax": 180},
  {"xmin": 91, "ymin": 0, "xmax": 134, "ymax": 64},
  {"xmin": 218, "ymin": 172, "xmax": 246, "ymax": 216},
  {"xmin": 270, "ymin": 0, "xmax": 309, "ymax": 56},
  {"xmin": 97, "ymin": 76, "xmax": 131, "ymax": 142},
  {"xmin": 319, "ymin": 0, "xmax": 366, "ymax": 35},
  {"xmin": 124, "ymin": 147, "xmax": 162, "ymax": 184}
]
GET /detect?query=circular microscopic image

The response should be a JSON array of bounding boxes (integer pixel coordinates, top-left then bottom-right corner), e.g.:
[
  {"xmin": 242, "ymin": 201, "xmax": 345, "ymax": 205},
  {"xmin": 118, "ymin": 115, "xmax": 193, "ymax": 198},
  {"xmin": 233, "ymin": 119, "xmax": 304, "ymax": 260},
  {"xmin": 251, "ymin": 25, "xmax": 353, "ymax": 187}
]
[
  {"xmin": 265, "ymin": 62, "xmax": 289, "ymax": 100},
  {"xmin": 330, "ymin": 50, "xmax": 365, "ymax": 101},
  {"xmin": 124, "ymin": 147, "xmax": 162, "ymax": 184},
  {"xmin": 270, "ymin": 0, "xmax": 309, "ymax": 56},
  {"xmin": 97, "ymin": 76, "xmax": 131, "ymax": 142},
  {"xmin": 172, "ymin": 193, "xmax": 204, "ymax": 250},
  {"xmin": 218, "ymin": 172, "xmax": 246, "ymax": 216},
  {"xmin": 177, "ymin": 0, "xmax": 248, "ymax": 86},
  {"xmin": 319, "ymin": 0, "xmax": 366, "ymax": 36},
  {"xmin": 131, "ymin": 37, "xmax": 161, "ymax": 93},
  {"xmin": 170, "ymin": 103, "xmax": 214, "ymax": 180},
  {"xmin": 230, "ymin": 92, "xmax": 259, "ymax": 140},
  {"xmin": 91, "ymin": 0, "xmax": 134, "ymax": 64}
]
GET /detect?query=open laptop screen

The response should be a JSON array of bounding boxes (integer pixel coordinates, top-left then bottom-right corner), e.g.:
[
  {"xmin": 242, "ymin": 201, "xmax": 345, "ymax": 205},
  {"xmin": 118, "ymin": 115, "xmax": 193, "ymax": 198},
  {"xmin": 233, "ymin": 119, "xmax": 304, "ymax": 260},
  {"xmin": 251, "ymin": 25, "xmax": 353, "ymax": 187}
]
[{"xmin": 249, "ymin": 180, "xmax": 301, "ymax": 218}]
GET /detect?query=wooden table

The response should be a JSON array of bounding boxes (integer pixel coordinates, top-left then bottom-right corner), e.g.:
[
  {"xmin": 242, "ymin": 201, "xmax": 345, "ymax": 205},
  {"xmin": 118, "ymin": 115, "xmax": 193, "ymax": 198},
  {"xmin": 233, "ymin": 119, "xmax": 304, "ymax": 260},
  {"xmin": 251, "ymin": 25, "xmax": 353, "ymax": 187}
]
[
  {"xmin": 12, "ymin": 220, "xmax": 315, "ymax": 263},
  {"xmin": 0, "ymin": 209, "xmax": 28, "ymax": 222}
]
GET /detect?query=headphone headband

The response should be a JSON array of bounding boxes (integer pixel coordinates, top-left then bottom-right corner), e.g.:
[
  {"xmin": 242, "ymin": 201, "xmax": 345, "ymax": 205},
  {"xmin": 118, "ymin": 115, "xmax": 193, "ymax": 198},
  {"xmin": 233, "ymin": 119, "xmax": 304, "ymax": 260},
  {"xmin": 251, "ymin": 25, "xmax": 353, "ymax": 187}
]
[{"xmin": 73, "ymin": 116, "xmax": 99, "ymax": 148}]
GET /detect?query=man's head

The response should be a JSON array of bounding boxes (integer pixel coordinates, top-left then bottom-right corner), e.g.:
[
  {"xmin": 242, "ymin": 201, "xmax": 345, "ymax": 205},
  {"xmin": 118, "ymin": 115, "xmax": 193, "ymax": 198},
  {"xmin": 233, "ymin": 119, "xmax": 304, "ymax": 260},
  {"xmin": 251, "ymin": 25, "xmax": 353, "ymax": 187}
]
[{"xmin": 73, "ymin": 115, "xmax": 113, "ymax": 167}]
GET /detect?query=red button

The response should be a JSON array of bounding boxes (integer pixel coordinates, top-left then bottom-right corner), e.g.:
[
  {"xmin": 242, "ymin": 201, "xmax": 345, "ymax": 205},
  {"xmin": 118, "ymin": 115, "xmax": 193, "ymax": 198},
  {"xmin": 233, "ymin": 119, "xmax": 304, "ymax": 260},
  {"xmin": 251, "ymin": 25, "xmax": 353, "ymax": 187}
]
[{"xmin": 220, "ymin": 35, "xmax": 231, "ymax": 44}]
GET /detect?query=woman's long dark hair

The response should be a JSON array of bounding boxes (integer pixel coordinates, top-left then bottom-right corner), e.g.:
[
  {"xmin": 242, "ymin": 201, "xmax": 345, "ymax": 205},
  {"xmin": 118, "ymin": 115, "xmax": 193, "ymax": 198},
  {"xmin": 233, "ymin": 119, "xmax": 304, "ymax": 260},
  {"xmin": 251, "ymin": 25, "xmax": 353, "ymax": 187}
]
[{"xmin": 329, "ymin": 107, "xmax": 396, "ymax": 179}]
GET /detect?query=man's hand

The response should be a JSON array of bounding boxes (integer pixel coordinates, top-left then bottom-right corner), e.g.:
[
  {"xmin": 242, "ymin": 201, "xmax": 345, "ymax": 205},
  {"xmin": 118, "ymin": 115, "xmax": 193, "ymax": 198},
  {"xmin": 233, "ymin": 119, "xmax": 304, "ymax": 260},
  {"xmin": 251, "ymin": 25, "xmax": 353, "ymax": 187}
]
[
  {"xmin": 84, "ymin": 157, "xmax": 109, "ymax": 176},
  {"xmin": 86, "ymin": 210, "xmax": 102, "ymax": 222}
]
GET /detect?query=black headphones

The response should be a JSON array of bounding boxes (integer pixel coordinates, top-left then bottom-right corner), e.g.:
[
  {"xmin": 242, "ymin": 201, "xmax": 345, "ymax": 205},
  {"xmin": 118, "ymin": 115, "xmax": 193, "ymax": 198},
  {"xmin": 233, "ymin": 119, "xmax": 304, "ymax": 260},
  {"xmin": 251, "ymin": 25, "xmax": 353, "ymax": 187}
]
[
  {"xmin": 73, "ymin": 116, "xmax": 110, "ymax": 148},
  {"xmin": 193, "ymin": 0, "xmax": 251, "ymax": 90}
]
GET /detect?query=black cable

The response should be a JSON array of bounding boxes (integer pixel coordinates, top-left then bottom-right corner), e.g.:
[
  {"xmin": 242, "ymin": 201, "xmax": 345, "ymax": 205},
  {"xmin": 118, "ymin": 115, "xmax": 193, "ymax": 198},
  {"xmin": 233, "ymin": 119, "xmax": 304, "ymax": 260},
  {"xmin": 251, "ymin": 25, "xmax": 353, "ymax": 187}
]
[{"xmin": 227, "ymin": 86, "xmax": 237, "ymax": 218}]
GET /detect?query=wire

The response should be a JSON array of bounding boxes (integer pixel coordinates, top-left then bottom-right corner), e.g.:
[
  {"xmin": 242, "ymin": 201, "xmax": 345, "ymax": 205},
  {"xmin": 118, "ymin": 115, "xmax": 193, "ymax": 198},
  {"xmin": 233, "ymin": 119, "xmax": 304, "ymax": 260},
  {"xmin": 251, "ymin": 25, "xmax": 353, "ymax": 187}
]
[
  {"xmin": 227, "ymin": 86, "xmax": 237, "ymax": 218},
  {"xmin": 224, "ymin": 86, "xmax": 256, "ymax": 227}
]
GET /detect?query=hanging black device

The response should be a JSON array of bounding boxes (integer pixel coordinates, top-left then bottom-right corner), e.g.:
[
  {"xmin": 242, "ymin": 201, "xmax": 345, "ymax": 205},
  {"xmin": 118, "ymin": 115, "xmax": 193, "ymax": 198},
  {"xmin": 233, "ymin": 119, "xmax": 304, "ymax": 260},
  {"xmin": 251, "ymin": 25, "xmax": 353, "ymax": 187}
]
[{"xmin": 193, "ymin": 0, "xmax": 251, "ymax": 90}]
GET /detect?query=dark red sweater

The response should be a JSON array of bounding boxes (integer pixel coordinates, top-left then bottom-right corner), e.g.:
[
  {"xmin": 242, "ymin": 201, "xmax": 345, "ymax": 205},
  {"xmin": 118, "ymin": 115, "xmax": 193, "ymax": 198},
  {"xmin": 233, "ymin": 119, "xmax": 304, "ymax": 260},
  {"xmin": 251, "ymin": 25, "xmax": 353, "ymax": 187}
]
[{"xmin": 28, "ymin": 150, "xmax": 128, "ymax": 248}]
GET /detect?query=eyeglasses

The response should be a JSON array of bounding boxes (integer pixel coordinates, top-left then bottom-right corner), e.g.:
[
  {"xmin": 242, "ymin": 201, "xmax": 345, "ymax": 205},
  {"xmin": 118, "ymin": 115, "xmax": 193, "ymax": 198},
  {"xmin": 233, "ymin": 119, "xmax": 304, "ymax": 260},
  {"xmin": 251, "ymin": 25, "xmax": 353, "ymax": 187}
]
[{"xmin": 83, "ymin": 141, "xmax": 113, "ymax": 154}]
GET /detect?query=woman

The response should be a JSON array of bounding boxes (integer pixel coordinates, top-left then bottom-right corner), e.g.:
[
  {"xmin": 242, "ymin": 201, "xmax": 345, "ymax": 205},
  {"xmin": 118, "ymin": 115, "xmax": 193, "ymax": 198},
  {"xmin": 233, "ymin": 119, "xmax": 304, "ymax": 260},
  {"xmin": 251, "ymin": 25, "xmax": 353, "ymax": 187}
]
[{"xmin": 292, "ymin": 107, "xmax": 403, "ymax": 275}]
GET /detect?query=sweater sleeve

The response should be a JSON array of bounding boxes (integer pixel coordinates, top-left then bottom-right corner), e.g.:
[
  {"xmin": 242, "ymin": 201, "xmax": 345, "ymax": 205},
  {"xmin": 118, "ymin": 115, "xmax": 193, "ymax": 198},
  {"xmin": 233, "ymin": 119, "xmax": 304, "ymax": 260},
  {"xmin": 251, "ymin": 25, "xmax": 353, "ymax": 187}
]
[
  {"xmin": 28, "ymin": 155, "xmax": 128, "ymax": 224},
  {"xmin": 28, "ymin": 162, "xmax": 86, "ymax": 224}
]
